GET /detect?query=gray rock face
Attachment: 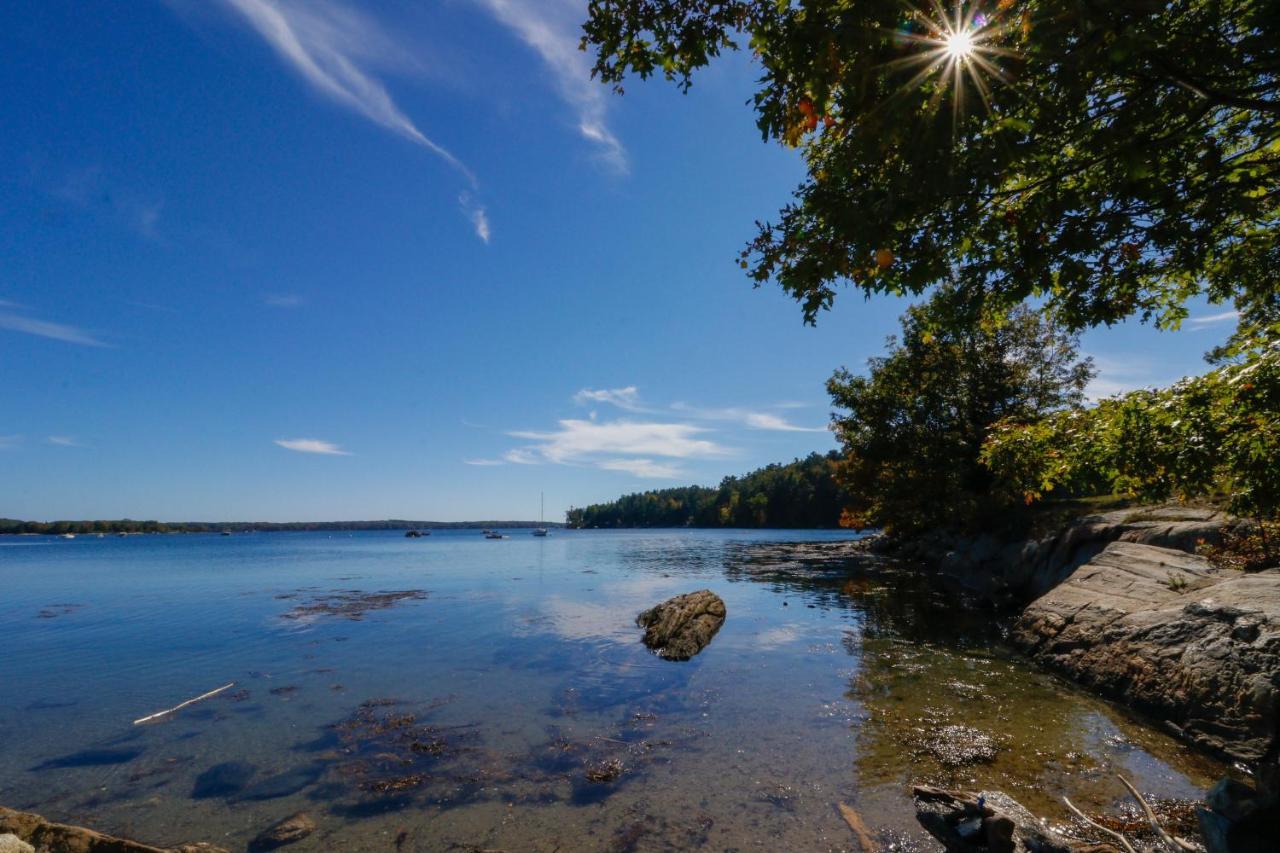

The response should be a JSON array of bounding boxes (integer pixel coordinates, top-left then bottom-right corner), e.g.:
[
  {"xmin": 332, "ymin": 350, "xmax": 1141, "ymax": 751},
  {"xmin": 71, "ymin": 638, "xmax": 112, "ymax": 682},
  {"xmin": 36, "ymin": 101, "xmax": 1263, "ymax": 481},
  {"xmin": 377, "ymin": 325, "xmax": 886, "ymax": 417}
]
[
  {"xmin": 249, "ymin": 812, "xmax": 315, "ymax": 851},
  {"xmin": 898, "ymin": 505, "xmax": 1235, "ymax": 608},
  {"xmin": 636, "ymin": 590, "xmax": 726, "ymax": 660},
  {"xmin": 1012, "ymin": 541, "xmax": 1280, "ymax": 766}
]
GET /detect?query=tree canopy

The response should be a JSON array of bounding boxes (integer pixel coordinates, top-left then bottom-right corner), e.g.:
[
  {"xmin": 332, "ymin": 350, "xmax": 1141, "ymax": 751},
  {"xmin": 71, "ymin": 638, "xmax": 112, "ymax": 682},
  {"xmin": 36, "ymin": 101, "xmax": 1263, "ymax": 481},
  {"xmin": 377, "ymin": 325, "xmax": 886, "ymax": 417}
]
[
  {"xmin": 828, "ymin": 296, "xmax": 1094, "ymax": 535},
  {"xmin": 584, "ymin": 0, "xmax": 1280, "ymax": 331}
]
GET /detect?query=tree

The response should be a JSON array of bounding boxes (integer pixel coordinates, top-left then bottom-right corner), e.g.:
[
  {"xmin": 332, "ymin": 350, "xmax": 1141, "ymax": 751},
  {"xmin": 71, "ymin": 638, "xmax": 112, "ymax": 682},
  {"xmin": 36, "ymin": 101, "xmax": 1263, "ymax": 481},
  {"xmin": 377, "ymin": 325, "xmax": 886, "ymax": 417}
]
[
  {"xmin": 828, "ymin": 296, "xmax": 1094, "ymax": 535},
  {"xmin": 982, "ymin": 338, "xmax": 1280, "ymax": 520},
  {"xmin": 584, "ymin": 0, "xmax": 1280, "ymax": 331}
]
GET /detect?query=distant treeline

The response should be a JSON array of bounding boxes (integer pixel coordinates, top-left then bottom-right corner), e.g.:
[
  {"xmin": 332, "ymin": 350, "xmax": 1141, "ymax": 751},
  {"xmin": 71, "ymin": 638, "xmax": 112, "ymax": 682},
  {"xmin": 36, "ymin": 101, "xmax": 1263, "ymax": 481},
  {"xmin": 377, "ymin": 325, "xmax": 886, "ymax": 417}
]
[
  {"xmin": 0, "ymin": 519, "xmax": 562, "ymax": 535},
  {"xmin": 565, "ymin": 452, "xmax": 848, "ymax": 529}
]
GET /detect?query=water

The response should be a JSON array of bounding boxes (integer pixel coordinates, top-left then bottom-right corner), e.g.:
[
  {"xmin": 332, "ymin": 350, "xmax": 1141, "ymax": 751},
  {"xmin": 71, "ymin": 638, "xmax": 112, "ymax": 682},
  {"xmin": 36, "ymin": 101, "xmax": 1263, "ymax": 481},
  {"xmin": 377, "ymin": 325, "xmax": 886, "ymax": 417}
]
[{"xmin": 0, "ymin": 530, "xmax": 1222, "ymax": 851}]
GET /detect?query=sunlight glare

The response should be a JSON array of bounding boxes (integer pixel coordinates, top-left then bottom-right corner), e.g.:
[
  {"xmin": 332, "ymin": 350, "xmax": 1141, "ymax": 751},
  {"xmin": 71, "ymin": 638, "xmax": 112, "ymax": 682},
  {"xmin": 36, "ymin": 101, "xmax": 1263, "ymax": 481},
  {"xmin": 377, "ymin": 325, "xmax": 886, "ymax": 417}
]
[{"xmin": 944, "ymin": 29, "xmax": 975, "ymax": 60}]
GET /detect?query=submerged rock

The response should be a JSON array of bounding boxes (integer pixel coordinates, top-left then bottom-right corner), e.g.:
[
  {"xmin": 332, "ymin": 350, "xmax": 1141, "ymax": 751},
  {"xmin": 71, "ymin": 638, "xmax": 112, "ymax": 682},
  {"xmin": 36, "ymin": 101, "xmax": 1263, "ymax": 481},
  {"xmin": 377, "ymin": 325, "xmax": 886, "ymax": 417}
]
[
  {"xmin": 0, "ymin": 806, "xmax": 228, "ymax": 852},
  {"xmin": 191, "ymin": 761, "xmax": 256, "ymax": 799},
  {"xmin": 636, "ymin": 590, "xmax": 726, "ymax": 660},
  {"xmin": 249, "ymin": 813, "xmax": 315, "ymax": 851}
]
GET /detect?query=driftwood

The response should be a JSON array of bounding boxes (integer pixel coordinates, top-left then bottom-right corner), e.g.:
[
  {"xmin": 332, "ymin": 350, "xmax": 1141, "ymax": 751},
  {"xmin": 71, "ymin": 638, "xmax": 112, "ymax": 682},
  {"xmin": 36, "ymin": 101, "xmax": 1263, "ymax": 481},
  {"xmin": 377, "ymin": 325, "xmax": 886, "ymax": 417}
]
[
  {"xmin": 1064, "ymin": 797, "xmax": 1138, "ymax": 853},
  {"xmin": 133, "ymin": 682, "xmax": 236, "ymax": 725},
  {"xmin": 837, "ymin": 802, "xmax": 877, "ymax": 852},
  {"xmin": 1115, "ymin": 776, "xmax": 1197, "ymax": 853}
]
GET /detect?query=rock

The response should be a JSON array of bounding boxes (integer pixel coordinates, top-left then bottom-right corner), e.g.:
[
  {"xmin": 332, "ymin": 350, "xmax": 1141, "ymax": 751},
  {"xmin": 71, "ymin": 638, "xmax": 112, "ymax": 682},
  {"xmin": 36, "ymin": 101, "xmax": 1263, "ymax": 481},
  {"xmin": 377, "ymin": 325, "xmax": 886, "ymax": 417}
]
[
  {"xmin": 900, "ymin": 504, "xmax": 1235, "ymax": 609},
  {"xmin": 636, "ymin": 590, "xmax": 726, "ymax": 660},
  {"xmin": 1012, "ymin": 541, "xmax": 1280, "ymax": 767},
  {"xmin": 910, "ymin": 786, "xmax": 1090, "ymax": 853},
  {"xmin": 0, "ymin": 834, "xmax": 34, "ymax": 853},
  {"xmin": 249, "ymin": 813, "xmax": 315, "ymax": 851},
  {"xmin": 0, "ymin": 805, "xmax": 229, "ymax": 852},
  {"xmin": 1197, "ymin": 777, "xmax": 1280, "ymax": 853}
]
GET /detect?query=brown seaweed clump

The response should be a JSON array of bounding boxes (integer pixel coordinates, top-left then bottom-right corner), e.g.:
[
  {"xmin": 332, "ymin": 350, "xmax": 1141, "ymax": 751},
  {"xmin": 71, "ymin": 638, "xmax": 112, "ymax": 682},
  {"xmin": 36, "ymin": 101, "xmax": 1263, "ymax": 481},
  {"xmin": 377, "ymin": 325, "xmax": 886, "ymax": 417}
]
[{"xmin": 280, "ymin": 589, "xmax": 426, "ymax": 622}]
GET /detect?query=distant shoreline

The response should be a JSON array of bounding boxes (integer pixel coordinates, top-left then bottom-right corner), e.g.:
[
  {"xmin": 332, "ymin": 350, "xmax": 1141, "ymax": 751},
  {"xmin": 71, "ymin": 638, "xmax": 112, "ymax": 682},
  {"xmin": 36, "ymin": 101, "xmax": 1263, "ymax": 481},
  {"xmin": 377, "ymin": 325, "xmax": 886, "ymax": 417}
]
[{"xmin": 0, "ymin": 519, "xmax": 564, "ymax": 535}]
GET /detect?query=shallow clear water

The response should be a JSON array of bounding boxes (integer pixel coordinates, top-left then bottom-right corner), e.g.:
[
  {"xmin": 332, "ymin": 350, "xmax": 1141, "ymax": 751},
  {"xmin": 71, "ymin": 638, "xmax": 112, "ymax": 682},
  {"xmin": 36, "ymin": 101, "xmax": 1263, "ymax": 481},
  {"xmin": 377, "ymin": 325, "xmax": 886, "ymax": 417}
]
[{"xmin": 0, "ymin": 530, "xmax": 1222, "ymax": 851}]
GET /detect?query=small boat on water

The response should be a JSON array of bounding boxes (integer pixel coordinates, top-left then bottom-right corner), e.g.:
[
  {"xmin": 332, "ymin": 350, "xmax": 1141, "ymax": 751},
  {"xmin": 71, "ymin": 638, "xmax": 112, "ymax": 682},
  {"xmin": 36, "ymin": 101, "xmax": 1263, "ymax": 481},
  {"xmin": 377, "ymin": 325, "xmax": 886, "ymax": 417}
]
[
  {"xmin": 532, "ymin": 492, "xmax": 548, "ymax": 537},
  {"xmin": 484, "ymin": 531, "xmax": 505, "ymax": 540},
  {"xmin": 60, "ymin": 533, "xmax": 75, "ymax": 539},
  {"xmin": 405, "ymin": 530, "xmax": 423, "ymax": 538}
]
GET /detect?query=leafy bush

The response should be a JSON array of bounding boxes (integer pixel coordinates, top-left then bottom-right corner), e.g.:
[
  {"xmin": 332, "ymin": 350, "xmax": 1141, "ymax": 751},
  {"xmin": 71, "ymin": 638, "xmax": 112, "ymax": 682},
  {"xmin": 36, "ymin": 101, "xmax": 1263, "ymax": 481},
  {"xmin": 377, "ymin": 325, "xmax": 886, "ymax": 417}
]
[{"xmin": 981, "ymin": 340, "xmax": 1280, "ymax": 521}]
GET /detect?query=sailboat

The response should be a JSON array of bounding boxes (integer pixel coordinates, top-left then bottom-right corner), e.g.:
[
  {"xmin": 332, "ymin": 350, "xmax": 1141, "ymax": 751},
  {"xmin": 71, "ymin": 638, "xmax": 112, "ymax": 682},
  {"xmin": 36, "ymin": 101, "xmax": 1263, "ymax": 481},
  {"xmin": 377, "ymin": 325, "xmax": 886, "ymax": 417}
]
[{"xmin": 532, "ymin": 492, "xmax": 549, "ymax": 537}]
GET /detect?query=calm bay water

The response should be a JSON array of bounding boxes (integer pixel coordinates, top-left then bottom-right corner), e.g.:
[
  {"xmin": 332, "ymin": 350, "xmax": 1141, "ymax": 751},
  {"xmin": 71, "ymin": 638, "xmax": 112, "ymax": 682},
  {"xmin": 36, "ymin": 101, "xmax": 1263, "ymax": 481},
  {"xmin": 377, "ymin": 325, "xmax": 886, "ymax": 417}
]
[{"xmin": 0, "ymin": 530, "xmax": 1222, "ymax": 851}]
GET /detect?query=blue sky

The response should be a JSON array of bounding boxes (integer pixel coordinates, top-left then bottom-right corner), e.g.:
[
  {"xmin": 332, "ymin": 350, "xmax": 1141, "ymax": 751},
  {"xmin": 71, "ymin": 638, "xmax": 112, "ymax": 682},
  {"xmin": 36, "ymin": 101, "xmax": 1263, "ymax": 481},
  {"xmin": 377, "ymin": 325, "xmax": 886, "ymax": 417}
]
[{"xmin": 0, "ymin": 0, "xmax": 1239, "ymax": 522}]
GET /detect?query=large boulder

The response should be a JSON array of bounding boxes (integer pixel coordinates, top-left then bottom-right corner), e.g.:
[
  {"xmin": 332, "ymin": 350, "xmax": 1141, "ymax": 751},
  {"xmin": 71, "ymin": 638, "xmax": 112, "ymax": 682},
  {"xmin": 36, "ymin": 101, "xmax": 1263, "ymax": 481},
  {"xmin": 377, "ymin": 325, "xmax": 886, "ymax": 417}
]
[
  {"xmin": 1011, "ymin": 541, "xmax": 1280, "ymax": 766},
  {"xmin": 636, "ymin": 590, "xmax": 726, "ymax": 660},
  {"xmin": 0, "ymin": 806, "xmax": 229, "ymax": 853}
]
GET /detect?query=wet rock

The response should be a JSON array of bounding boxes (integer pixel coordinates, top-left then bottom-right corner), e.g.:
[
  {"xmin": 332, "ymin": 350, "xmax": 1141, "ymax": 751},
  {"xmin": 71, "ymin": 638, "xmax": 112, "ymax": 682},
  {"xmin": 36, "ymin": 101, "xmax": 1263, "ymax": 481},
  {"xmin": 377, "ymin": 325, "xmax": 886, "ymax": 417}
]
[
  {"xmin": 248, "ymin": 813, "xmax": 315, "ymax": 851},
  {"xmin": 911, "ymin": 787, "xmax": 1085, "ymax": 853},
  {"xmin": 1012, "ymin": 541, "xmax": 1280, "ymax": 767},
  {"xmin": 1198, "ymin": 776, "xmax": 1280, "ymax": 853},
  {"xmin": 635, "ymin": 590, "xmax": 726, "ymax": 660},
  {"xmin": 0, "ymin": 834, "xmax": 34, "ymax": 853},
  {"xmin": 0, "ymin": 806, "xmax": 229, "ymax": 852}
]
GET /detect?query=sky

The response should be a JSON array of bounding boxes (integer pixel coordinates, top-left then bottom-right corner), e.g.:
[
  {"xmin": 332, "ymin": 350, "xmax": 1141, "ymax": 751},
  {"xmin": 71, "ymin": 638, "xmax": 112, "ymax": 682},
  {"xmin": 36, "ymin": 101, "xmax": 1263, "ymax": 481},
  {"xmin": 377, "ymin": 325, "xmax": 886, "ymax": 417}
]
[{"xmin": 0, "ymin": 0, "xmax": 1240, "ymax": 522}]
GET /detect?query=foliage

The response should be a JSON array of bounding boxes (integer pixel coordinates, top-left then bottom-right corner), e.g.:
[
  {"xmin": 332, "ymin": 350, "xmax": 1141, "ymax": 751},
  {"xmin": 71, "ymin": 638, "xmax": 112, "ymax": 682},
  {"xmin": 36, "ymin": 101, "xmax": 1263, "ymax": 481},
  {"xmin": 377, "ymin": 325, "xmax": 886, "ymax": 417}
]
[
  {"xmin": 565, "ymin": 451, "xmax": 848, "ymax": 528},
  {"xmin": 584, "ymin": 0, "xmax": 1280, "ymax": 331},
  {"xmin": 827, "ymin": 297, "xmax": 1093, "ymax": 536},
  {"xmin": 981, "ymin": 340, "xmax": 1280, "ymax": 520},
  {"xmin": 1199, "ymin": 520, "xmax": 1280, "ymax": 572}
]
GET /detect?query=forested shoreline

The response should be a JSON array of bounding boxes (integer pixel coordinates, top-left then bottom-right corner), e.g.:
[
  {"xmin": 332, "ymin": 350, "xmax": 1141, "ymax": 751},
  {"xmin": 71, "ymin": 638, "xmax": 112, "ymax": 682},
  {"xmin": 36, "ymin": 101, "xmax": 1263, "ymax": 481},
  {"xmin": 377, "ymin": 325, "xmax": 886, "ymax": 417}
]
[
  {"xmin": 0, "ymin": 519, "xmax": 562, "ymax": 535},
  {"xmin": 565, "ymin": 451, "xmax": 848, "ymax": 529}
]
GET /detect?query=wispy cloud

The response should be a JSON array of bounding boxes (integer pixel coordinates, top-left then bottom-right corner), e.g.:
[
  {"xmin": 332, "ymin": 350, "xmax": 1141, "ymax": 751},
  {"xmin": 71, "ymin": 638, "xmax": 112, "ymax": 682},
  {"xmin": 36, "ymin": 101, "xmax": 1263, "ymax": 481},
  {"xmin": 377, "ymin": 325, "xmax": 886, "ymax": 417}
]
[
  {"xmin": 1186, "ymin": 309, "xmax": 1240, "ymax": 327},
  {"xmin": 0, "ymin": 310, "xmax": 109, "ymax": 347},
  {"xmin": 575, "ymin": 386, "xmax": 824, "ymax": 430},
  {"xmin": 1085, "ymin": 355, "xmax": 1166, "ymax": 400},
  {"xmin": 39, "ymin": 163, "xmax": 166, "ymax": 240},
  {"xmin": 460, "ymin": 193, "xmax": 491, "ymax": 243},
  {"xmin": 274, "ymin": 437, "xmax": 352, "ymax": 455},
  {"xmin": 216, "ymin": 0, "xmax": 475, "ymax": 184},
  {"xmin": 573, "ymin": 386, "xmax": 645, "ymax": 411},
  {"xmin": 596, "ymin": 458, "xmax": 685, "ymax": 478},
  {"xmin": 670, "ymin": 400, "xmax": 827, "ymax": 432},
  {"xmin": 505, "ymin": 418, "xmax": 728, "ymax": 478},
  {"xmin": 47, "ymin": 435, "xmax": 85, "ymax": 448},
  {"xmin": 741, "ymin": 412, "xmax": 829, "ymax": 433},
  {"xmin": 264, "ymin": 293, "xmax": 305, "ymax": 308},
  {"xmin": 463, "ymin": 457, "xmax": 504, "ymax": 466},
  {"xmin": 470, "ymin": 0, "xmax": 627, "ymax": 171}
]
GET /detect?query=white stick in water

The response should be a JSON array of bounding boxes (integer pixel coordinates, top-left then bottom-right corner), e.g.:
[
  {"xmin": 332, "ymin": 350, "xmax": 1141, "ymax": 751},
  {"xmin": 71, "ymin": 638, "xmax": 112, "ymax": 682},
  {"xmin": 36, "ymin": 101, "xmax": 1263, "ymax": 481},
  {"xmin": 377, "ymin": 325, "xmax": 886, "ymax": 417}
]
[{"xmin": 133, "ymin": 682, "xmax": 236, "ymax": 725}]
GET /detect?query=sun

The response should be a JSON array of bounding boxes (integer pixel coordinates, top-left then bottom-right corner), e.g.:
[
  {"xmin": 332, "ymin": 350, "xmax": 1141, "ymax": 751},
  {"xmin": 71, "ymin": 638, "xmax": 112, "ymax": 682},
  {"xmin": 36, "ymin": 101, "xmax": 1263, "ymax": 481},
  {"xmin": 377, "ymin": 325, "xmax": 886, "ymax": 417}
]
[
  {"xmin": 881, "ymin": 4, "xmax": 1019, "ymax": 120},
  {"xmin": 944, "ymin": 29, "xmax": 975, "ymax": 60}
]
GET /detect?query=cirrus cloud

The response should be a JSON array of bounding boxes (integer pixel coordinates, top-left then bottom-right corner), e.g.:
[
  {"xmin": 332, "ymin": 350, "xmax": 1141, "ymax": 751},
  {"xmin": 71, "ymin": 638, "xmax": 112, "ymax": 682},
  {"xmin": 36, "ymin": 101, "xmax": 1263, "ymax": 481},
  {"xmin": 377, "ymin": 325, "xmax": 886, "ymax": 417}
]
[{"xmin": 275, "ymin": 437, "xmax": 351, "ymax": 455}]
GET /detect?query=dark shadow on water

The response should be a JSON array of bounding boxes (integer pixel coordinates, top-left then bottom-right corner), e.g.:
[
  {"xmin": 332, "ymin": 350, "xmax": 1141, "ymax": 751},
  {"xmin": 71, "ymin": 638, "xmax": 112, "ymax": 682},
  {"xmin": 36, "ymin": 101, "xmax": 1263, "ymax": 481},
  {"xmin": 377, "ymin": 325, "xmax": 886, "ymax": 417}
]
[
  {"xmin": 191, "ymin": 761, "xmax": 257, "ymax": 799},
  {"xmin": 235, "ymin": 763, "xmax": 325, "ymax": 801},
  {"xmin": 29, "ymin": 747, "xmax": 143, "ymax": 771}
]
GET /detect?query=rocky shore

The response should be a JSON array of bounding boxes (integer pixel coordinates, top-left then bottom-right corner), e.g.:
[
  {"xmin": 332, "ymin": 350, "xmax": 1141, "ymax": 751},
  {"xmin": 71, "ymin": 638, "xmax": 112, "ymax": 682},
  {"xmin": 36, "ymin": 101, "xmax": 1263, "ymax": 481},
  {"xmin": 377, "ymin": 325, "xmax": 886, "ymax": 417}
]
[{"xmin": 891, "ymin": 505, "xmax": 1280, "ymax": 851}]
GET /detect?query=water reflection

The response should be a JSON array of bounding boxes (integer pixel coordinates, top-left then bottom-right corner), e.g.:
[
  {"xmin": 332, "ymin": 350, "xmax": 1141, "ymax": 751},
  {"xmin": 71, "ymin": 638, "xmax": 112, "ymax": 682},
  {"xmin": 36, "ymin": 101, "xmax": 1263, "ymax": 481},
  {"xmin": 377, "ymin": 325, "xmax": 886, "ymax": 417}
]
[{"xmin": 0, "ymin": 530, "xmax": 1224, "ymax": 851}]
